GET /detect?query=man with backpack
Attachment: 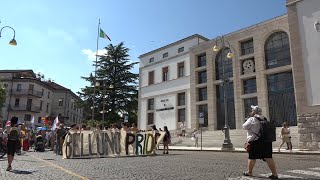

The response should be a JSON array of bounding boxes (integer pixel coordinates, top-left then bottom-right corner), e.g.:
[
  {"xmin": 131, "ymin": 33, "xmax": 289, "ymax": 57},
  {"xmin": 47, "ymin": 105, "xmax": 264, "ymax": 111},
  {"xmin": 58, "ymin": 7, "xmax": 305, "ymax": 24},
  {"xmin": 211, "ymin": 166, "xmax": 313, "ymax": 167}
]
[
  {"xmin": 242, "ymin": 105, "xmax": 278, "ymax": 179},
  {"xmin": 6, "ymin": 116, "xmax": 20, "ymax": 171}
]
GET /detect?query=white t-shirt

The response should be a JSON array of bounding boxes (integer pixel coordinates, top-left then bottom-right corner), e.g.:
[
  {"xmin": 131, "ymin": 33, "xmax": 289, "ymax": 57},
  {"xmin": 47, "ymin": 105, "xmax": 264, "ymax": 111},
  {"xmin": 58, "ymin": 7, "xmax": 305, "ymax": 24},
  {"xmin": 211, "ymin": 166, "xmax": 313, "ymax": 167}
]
[{"xmin": 243, "ymin": 114, "xmax": 264, "ymax": 142}]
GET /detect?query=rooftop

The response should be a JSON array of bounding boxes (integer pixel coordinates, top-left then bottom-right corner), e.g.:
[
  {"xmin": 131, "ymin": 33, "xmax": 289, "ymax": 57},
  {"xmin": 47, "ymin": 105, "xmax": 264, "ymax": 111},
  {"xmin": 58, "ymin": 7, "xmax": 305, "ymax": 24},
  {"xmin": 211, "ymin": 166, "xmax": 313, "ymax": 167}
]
[
  {"xmin": 0, "ymin": 69, "xmax": 81, "ymax": 101},
  {"xmin": 139, "ymin": 34, "xmax": 209, "ymax": 58}
]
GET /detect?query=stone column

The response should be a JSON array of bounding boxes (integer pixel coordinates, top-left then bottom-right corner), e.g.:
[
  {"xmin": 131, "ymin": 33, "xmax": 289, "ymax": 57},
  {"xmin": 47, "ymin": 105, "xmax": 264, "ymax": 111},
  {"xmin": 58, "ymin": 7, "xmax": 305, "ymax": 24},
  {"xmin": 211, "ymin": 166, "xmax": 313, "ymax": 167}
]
[
  {"xmin": 206, "ymin": 48, "xmax": 215, "ymax": 130},
  {"xmin": 228, "ymin": 40, "xmax": 243, "ymax": 129},
  {"xmin": 189, "ymin": 52, "xmax": 198, "ymax": 130},
  {"xmin": 254, "ymin": 37, "xmax": 269, "ymax": 118}
]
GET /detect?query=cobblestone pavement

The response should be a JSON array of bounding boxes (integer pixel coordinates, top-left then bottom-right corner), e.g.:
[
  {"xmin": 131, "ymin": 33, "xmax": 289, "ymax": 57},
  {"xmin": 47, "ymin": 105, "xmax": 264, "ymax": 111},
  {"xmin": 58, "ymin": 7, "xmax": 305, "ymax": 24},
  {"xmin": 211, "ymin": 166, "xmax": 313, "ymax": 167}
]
[{"xmin": 1, "ymin": 150, "xmax": 320, "ymax": 180}]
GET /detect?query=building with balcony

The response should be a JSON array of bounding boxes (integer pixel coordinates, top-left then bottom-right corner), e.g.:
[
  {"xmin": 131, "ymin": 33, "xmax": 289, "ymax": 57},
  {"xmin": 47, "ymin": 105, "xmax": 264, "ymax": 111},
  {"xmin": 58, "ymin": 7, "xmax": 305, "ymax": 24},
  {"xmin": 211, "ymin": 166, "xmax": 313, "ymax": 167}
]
[{"xmin": 0, "ymin": 70, "xmax": 83, "ymax": 127}]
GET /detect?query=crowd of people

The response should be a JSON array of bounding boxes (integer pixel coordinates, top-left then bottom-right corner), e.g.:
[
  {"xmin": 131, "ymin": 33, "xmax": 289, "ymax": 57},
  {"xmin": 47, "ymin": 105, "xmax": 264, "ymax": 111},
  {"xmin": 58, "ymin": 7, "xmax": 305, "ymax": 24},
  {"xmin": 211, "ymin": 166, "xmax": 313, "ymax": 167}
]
[
  {"xmin": 0, "ymin": 119, "xmax": 177, "ymax": 155},
  {"xmin": 0, "ymin": 119, "xmax": 173, "ymax": 171}
]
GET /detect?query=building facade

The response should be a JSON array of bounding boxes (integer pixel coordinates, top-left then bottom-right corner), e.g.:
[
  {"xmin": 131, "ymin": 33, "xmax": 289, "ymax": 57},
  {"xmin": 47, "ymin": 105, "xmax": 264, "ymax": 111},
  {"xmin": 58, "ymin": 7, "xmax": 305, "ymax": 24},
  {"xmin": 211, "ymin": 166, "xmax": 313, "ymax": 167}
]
[
  {"xmin": 0, "ymin": 70, "xmax": 83, "ymax": 127},
  {"xmin": 138, "ymin": 0, "xmax": 320, "ymax": 150},
  {"xmin": 44, "ymin": 81, "xmax": 83, "ymax": 125},
  {"xmin": 189, "ymin": 15, "xmax": 295, "ymax": 130},
  {"xmin": 138, "ymin": 35, "xmax": 209, "ymax": 130}
]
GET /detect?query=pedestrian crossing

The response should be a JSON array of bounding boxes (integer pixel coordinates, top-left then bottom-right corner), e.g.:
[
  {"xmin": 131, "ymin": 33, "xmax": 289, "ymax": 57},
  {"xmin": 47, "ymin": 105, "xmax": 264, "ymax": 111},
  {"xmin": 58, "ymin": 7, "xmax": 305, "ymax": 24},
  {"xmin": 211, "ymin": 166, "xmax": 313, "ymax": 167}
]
[{"xmin": 228, "ymin": 166, "xmax": 320, "ymax": 180}]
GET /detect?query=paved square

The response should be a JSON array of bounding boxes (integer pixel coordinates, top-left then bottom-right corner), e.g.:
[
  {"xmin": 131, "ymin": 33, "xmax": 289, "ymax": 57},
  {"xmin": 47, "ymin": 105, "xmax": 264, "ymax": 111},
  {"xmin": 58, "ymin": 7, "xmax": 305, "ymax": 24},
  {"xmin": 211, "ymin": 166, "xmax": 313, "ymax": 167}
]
[{"xmin": 1, "ymin": 150, "xmax": 320, "ymax": 179}]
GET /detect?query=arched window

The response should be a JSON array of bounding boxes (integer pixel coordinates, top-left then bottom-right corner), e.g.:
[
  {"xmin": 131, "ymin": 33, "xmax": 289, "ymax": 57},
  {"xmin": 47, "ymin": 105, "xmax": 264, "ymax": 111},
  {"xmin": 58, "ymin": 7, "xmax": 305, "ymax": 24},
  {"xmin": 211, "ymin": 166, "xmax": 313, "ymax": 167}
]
[
  {"xmin": 215, "ymin": 48, "xmax": 233, "ymax": 80},
  {"xmin": 265, "ymin": 31, "xmax": 291, "ymax": 69}
]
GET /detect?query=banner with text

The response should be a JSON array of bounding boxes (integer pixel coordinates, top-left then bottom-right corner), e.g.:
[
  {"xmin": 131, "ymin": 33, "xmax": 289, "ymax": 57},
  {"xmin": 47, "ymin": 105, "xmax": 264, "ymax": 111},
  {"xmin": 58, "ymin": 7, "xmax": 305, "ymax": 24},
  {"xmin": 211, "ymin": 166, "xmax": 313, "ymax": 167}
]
[{"xmin": 62, "ymin": 130, "xmax": 165, "ymax": 159}]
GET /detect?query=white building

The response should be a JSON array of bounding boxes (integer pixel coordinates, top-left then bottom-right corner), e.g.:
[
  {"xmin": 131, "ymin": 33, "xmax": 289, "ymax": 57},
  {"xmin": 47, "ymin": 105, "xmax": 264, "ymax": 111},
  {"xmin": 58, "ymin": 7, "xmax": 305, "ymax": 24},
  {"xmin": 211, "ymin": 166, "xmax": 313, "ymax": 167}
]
[{"xmin": 138, "ymin": 34, "xmax": 209, "ymax": 131}]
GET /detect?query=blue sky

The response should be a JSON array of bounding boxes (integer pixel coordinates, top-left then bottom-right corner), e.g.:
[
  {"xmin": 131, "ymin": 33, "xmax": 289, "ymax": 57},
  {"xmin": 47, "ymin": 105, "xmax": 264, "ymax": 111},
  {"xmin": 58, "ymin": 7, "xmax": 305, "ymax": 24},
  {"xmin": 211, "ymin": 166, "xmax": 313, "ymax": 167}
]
[{"xmin": 0, "ymin": 0, "xmax": 286, "ymax": 94}]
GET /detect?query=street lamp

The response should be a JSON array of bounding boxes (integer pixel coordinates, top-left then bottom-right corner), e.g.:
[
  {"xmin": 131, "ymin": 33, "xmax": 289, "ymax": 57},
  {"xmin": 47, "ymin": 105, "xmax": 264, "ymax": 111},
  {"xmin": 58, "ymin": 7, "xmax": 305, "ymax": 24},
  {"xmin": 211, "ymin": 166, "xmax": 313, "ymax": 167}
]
[
  {"xmin": 0, "ymin": 25, "xmax": 17, "ymax": 46},
  {"xmin": 213, "ymin": 36, "xmax": 234, "ymax": 151}
]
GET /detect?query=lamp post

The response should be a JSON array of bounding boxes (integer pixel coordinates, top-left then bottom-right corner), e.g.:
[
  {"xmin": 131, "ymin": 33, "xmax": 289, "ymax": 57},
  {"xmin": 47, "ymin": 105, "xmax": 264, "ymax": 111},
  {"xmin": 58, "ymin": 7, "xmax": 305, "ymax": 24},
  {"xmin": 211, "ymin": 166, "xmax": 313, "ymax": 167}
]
[
  {"xmin": 213, "ymin": 36, "xmax": 234, "ymax": 150},
  {"xmin": 0, "ymin": 23, "xmax": 17, "ymax": 46}
]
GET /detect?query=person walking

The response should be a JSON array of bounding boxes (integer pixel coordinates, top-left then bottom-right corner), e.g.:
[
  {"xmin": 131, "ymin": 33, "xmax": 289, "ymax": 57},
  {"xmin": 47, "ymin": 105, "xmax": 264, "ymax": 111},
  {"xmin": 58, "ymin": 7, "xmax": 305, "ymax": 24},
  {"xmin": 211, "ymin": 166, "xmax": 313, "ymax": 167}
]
[
  {"xmin": 180, "ymin": 122, "xmax": 186, "ymax": 137},
  {"xmin": 55, "ymin": 124, "xmax": 65, "ymax": 155},
  {"xmin": 162, "ymin": 126, "xmax": 171, "ymax": 154},
  {"xmin": 191, "ymin": 128, "xmax": 199, "ymax": 147},
  {"xmin": 243, "ymin": 105, "xmax": 278, "ymax": 179},
  {"xmin": 278, "ymin": 122, "xmax": 292, "ymax": 152},
  {"xmin": 6, "ymin": 116, "xmax": 20, "ymax": 171}
]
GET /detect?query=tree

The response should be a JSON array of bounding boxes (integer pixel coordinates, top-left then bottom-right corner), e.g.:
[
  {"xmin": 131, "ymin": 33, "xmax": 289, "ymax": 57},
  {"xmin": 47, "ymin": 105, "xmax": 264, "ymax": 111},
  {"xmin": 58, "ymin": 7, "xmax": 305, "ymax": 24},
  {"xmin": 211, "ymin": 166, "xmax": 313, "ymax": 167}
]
[{"xmin": 79, "ymin": 42, "xmax": 139, "ymax": 125}]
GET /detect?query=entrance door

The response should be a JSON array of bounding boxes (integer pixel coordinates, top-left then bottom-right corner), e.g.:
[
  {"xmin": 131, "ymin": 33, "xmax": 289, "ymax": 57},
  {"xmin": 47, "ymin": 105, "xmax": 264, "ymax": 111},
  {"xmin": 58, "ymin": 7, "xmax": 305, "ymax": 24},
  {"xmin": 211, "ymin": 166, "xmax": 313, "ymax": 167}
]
[{"xmin": 267, "ymin": 72, "xmax": 297, "ymax": 127}]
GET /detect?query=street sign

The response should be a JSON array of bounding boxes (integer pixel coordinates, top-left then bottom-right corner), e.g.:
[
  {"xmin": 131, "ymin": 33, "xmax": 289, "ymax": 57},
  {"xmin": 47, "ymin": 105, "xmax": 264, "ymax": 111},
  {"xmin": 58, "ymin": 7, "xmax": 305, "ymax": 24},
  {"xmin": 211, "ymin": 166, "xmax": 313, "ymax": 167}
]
[
  {"xmin": 198, "ymin": 112, "xmax": 204, "ymax": 150},
  {"xmin": 198, "ymin": 112, "xmax": 204, "ymax": 125},
  {"xmin": 124, "ymin": 115, "xmax": 128, "ymax": 123}
]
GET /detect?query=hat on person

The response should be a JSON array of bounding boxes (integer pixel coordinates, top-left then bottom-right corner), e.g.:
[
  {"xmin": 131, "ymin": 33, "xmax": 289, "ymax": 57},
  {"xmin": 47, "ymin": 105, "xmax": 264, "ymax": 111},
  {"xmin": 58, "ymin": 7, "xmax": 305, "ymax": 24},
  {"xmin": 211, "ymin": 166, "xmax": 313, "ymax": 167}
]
[
  {"xmin": 6, "ymin": 120, "xmax": 11, "ymax": 127},
  {"xmin": 251, "ymin": 105, "xmax": 262, "ymax": 114}
]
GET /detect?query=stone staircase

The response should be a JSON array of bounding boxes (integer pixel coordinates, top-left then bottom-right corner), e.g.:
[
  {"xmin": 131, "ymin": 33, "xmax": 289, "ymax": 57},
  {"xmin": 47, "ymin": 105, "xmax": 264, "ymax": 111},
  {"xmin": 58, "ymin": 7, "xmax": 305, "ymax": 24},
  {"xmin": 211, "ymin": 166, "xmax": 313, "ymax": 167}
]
[{"xmin": 171, "ymin": 127, "xmax": 299, "ymax": 149}]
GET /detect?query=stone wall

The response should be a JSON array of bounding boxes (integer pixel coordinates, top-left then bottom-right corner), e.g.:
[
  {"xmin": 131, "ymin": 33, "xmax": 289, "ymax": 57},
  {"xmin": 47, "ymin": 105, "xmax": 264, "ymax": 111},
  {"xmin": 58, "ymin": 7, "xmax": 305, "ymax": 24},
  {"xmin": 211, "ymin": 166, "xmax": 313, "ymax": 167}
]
[{"xmin": 298, "ymin": 113, "xmax": 320, "ymax": 150}]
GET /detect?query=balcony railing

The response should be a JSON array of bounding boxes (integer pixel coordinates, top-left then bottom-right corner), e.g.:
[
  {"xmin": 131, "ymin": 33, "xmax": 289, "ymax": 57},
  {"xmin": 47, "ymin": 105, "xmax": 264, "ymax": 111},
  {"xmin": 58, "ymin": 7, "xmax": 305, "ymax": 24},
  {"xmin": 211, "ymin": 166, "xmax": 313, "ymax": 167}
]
[
  {"xmin": 11, "ymin": 89, "xmax": 43, "ymax": 98},
  {"xmin": 10, "ymin": 104, "xmax": 41, "ymax": 113}
]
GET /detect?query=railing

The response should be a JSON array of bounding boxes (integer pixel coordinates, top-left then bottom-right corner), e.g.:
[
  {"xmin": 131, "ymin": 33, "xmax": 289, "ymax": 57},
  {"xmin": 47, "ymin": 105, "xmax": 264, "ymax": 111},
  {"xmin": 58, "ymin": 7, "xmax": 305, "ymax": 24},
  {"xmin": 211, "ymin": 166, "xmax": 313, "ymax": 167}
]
[
  {"xmin": 11, "ymin": 89, "xmax": 43, "ymax": 98},
  {"xmin": 10, "ymin": 104, "xmax": 41, "ymax": 113}
]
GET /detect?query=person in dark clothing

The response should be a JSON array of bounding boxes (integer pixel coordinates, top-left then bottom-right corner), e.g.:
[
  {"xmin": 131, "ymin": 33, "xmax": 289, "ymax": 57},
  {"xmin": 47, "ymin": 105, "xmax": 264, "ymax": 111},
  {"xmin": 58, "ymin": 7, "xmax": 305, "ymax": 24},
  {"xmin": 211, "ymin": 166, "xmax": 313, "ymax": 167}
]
[
  {"xmin": 162, "ymin": 126, "xmax": 171, "ymax": 154},
  {"xmin": 6, "ymin": 117, "xmax": 20, "ymax": 171},
  {"xmin": 55, "ymin": 124, "xmax": 66, "ymax": 155}
]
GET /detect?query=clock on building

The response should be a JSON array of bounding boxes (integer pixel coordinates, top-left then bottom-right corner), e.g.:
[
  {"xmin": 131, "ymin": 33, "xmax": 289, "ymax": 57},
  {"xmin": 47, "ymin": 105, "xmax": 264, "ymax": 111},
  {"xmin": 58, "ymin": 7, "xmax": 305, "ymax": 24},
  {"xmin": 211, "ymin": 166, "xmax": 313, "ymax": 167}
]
[{"xmin": 242, "ymin": 59, "xmax": 255, "ymax": 74}]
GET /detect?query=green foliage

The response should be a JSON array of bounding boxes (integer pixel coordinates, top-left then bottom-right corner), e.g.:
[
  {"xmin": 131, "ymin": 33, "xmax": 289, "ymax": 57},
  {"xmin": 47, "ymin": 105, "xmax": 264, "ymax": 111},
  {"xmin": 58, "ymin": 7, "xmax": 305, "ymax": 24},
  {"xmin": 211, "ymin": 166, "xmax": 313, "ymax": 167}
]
[
  {"xmin": 84, "ymin": 119, "xmax": 102, "ymax": 128},
  {"xmin": 79, "ymin": 42, "xmax": 139, "ymax": 125}
]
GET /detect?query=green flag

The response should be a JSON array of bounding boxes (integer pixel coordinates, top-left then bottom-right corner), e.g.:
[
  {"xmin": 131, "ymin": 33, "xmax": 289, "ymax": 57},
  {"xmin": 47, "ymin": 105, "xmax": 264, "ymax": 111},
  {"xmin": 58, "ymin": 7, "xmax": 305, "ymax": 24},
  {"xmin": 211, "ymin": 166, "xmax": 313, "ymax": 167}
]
[{"xmin": 99, "ymin": 28, "xmax": 111, "ymax": 41}]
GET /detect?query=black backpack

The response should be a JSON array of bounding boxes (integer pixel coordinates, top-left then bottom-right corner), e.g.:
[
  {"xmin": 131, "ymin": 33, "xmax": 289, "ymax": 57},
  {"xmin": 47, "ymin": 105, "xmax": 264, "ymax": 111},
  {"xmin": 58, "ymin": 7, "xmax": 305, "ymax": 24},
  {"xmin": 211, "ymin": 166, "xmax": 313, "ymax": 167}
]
[{"xmin": 256, "ymin": 117, "xmax": 276, "ymax": 142}]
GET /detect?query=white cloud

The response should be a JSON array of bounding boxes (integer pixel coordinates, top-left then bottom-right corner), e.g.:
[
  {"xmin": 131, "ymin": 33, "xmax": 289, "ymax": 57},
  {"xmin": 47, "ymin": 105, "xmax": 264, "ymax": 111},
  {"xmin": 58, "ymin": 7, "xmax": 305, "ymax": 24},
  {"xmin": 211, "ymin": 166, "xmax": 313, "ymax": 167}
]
[
  {"xmin": 47, "ymin": 28, "xmax": 74, "ymax": 43},
  {"xmin": 81, "ymin": 49, "xmax": 108, "ymax": 62}
]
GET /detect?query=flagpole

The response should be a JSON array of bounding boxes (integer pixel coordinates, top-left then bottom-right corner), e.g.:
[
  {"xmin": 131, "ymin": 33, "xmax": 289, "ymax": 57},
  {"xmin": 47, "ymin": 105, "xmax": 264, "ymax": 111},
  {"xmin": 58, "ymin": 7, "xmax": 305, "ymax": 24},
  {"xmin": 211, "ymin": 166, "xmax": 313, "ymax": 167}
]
[{"xmin": 92, "ymin": 19, "xmax": 100, "ymax": 121}]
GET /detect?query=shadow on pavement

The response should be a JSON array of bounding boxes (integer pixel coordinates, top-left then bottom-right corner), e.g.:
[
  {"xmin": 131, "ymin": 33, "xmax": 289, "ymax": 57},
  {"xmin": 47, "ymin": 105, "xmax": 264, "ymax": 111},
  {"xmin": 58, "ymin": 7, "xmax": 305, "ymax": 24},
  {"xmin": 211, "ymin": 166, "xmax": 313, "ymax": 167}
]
[
  {"xmin": 154, "ymin": 154, "xmax": 184, "ymax": 157},
  {"xmin": 42, "ymin": 158, "xmax": 55, "ymax": 161},
  {"xmin": 253, "ymin": 175, "xmax": 320, "ymax": 180},
  {"xmin": 16, "ymin": 159, "xmax": 37, "ymax": 163},
  {"xmin": 11, "ymin": 170, "xmax": 35, "ymax": 174}
]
